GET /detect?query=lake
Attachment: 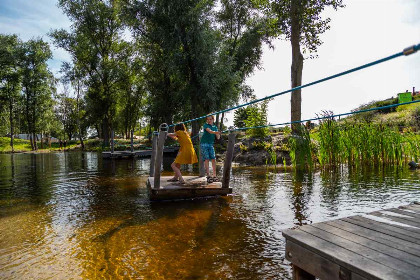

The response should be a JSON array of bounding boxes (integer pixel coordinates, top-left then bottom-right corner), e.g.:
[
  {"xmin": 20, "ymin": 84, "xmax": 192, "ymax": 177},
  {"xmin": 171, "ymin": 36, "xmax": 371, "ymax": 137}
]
[{"xmin": 1, "ymin": 152, "xmax": 419, "ymax": 279}]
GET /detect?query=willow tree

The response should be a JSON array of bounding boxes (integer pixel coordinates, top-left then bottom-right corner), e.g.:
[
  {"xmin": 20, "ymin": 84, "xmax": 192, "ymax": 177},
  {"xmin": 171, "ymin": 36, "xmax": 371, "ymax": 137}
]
[{"xmin": 271, "ymin": 0, "xmax": 344, "ymax": 131}]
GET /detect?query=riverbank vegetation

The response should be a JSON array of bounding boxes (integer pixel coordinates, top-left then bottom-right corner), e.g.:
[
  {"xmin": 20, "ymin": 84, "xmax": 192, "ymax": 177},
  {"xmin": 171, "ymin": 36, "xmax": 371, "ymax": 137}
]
[{"xmin": 1, "ymin": 0, "xmax": 345, "ymax": 152}]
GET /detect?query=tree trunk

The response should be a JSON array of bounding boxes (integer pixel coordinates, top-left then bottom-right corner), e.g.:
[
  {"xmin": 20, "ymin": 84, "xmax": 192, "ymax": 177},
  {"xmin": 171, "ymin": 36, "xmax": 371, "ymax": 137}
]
[
  {"xmin": 9, "ymin": 99, "xmax": 14, "ymax": 153},
  {"xmin": 32, "ymin": 133, "xmax": 37, "ymax": 151},
  {"xmin": 290, "ymin": 0, "xmax": 304, "ymax": 133},
  {"xmin": 40, "ymin": 132, "xmax": 43, "ymax": 149},
  {"xmin": 103, "ymin": 118, "xmax": 110, "ymax": 147},
  {"xmin": 220, "ymin": 112, "xmax": 225, "ymax": 131},
  {"xmin": 216, "ymin": 113, "xmax": 220, "ymax": 129}
]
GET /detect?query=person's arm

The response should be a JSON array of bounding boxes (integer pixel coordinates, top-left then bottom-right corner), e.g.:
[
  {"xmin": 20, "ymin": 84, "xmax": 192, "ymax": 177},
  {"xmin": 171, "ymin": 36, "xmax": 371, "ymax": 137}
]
[
  {"xmin": 205, "ymin": 128, "xmax": 221, "ymax": 135},
  {"xmin": 167, "ymin": 132, "xmax": 177, "ymax": 140}
]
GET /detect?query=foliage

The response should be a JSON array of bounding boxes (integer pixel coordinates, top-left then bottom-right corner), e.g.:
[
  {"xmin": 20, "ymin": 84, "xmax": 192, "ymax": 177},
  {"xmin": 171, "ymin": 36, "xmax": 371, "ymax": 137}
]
[
  {"xmin": 288, "ymin": 125, "xmax": 313, "ymax": 169},
  {"xmin": 243, "ymin": 100, "xmax": 270, "ymax": 137},
  {"xmin": 21, "ymin": 38, "xmax": 55, "ymax": 149}
]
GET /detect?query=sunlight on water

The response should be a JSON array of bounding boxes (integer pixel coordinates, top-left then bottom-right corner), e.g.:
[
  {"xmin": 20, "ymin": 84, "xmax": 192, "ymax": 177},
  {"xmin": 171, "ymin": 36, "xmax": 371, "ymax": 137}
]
[{"xmin": 0, "ymin": 152, "xmax": 419, "ymax": 279}]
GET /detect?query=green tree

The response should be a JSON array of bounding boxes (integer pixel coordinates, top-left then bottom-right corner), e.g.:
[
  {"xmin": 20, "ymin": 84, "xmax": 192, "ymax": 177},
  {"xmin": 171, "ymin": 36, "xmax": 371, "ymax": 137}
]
[
  {"xmin": 115, "ymin": 41, "xmax": 145, "ymax": 138},
  {"xmin": 60, "ymin": 62, "xmax": 87, "ymax": 149},
  {"xmin": 270, "ymin": 0, "xmax": 344, "ymax": 132},
  {"xmin": 55, "ymin": 85, "xmax": 78, "ymax": 140},
  {"xmin": 0, "ymin": 34, "xmax": 23, "ymax": 152},
  {"xmin": 243, "ymin": 100, "xmax": 269, "ymax": 137},
  {"xmin": 20, "ymin": 38, "xmax": 54, "ymax": 150},
  {"xmin": 51, "ymin": 0, "xmax": 126, "ymax": 146},
  {"xmin": 124, "ymin": 0, "xmax": 273, "ymax": 136}
]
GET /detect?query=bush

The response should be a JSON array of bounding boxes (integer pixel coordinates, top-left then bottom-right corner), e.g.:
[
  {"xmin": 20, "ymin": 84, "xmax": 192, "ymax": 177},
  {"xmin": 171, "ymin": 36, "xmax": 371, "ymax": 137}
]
[{"xmin": 243, "ymin": 101, "xmax": 269, "ymax": 138}]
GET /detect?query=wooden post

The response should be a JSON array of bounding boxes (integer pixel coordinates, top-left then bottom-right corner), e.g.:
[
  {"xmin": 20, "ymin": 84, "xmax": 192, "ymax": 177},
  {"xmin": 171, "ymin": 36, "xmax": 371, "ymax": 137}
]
[
  {"xmin": 153, "ymin": 124, "xmax": 168, "ymax": 189},
  {"xmin": 111, "ymin": 130, "xmax": 114, "ymax": 153},
  {"xmin": 149, "ymin": 132, "xmax": 158, "ymax": 176},
  {"xmin": 222, "ymin": 130, "xmax": 236, "ymax": 188},
  {"xmin": 198, "ymin": 132, "xmax": 205, "ymax": 177},
  {"xmin": 130, "ymin": 129, "xmax": 134, "ymax": 152}
]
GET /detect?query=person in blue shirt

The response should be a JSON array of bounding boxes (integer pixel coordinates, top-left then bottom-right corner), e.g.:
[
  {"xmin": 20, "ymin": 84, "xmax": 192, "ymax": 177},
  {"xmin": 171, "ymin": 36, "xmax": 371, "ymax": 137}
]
[{"xmin": 200, "ymin": 115, "xmax": 221, "ymax": 183}]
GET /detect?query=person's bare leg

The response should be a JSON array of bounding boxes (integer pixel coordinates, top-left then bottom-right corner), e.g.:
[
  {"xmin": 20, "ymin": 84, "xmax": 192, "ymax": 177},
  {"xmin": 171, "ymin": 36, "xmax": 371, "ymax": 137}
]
[
  {"xmin": 170, "ymin": 162, "xmax": 180, "ymax": 180},
  {"xmin": 171, "ymin": 162, "xmax": 184, "ymax": 182},
  {"xmin": 211, "ymin": 159, "xmax": 217, "ymax": 177},
  {"xmin": 204, "ymin": 159, "xmax": 210, "ymax": 177}
]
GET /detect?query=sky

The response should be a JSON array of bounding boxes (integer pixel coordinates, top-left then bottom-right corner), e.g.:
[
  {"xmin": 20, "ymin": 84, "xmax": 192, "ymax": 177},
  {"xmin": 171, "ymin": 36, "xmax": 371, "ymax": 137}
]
[{"xmin": 0, "ymin": 0, "xmax": 419, "ymax": 125}]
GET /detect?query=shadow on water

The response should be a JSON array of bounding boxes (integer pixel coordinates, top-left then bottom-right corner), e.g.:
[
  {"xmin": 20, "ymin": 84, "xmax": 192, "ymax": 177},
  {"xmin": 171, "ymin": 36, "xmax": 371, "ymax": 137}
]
[{"xmin": 0, "ymin": 152, "xmax": 419, "ymax": 279}]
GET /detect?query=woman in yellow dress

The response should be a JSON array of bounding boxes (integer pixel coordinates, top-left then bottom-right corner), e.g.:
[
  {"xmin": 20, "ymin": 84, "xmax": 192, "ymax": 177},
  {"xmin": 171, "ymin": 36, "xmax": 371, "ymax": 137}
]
[{"xmin": 167, "ymin": 123, "xmax": 198, "ymax": 184}]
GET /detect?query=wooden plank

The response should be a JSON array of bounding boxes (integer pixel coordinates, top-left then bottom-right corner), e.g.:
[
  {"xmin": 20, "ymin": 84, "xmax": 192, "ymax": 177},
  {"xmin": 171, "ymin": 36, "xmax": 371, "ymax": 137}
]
[
  {"xmin": 385, "ymin": 208, "xmax": 420, "ymax": 219},
  {"xmin": 222, "ymin": 132, "xmax": 236, "ymax": 189},
  {"xmin": 401, "ymin": 204, "xmax": 420, "ymax": 215},
  {"xmin": 286, "ymin": 240, "xmax": 339, "ymax": 279},
  {"xmin": 369, "ymin": 211, "xmax": 420, "ymax": 228},
  {"xmin": 311, "ymin": 222, "xmax": 420, "ymax": 267},
  {"xmin": 328, "ymin": 219, "xmax": 420, "ymax": 258},
  {"xmin": 299, "ymin": 226, "xmax": 420, "ymax": 278},
  {"xmin": 147, "ymin": 177, "xmax": 231, "ymax": 200},
  {"xmin": 346, "ymin": 216, "xmax": 420, "ymax": 241},
  {"xmin": 283, "ymin": 229, "xmax": 413, "ymax": 280}
]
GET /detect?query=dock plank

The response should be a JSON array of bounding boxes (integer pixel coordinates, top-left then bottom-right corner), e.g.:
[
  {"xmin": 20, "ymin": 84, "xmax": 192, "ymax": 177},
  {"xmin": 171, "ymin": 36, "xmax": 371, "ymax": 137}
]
[
  {"xmin": 347, "ymin": 216, "xmax": 420, "ymax": 240},
  {"xmin": 311, "ymin": 222, "xmax": 420, "ymax": 267},
  {"xmin": 283, "ymin": 203, "xmax": 420, "ymax": 280},
  {"xmin": 283, "ymin": 228, "xmax": 413, "ymax": 280},
  {"xmin": 299, "ymin": 226, "xmax": 420, "ymax": 278},
  {"xmin": 368, "ymin": 211, "xmax": 420, "ymax": 228},
  {"xmin": 328, "ymin": 219, "xmax": 420, "ymax": 258},
  {"xmin": 146, "ymin": 176, "xmax": 232, "ymax": 200}
]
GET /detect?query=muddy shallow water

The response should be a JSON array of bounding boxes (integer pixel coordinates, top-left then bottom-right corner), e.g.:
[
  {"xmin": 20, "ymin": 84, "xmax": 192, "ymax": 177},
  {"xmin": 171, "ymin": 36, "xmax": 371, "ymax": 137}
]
[{"xmin": 0, "ymin": 152, "xmax": 419, "ymax": 279}]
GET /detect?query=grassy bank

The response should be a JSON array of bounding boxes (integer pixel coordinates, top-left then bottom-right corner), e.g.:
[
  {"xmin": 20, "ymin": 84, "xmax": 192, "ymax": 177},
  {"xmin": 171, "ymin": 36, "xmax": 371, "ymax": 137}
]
[{"xmin": 0, "ymin": 137, "xmax": 151, "ymax": 153}]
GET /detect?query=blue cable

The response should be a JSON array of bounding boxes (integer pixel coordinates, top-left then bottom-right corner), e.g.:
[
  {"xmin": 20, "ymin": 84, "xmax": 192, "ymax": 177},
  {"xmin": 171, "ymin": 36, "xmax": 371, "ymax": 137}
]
[
  {"xmin": 222, "ymin": 99, "xmax": 420, "ymax": 133},
  {"xmin": 168, "ymin": 43, "xmax": 419, "ymax": 128}
]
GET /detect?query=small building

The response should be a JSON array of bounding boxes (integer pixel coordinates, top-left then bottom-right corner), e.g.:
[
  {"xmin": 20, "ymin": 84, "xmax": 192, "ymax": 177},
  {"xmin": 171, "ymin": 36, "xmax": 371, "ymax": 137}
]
[{"xmin": 398, "ymin": 91, "xmax": 412, "ymax": 103}]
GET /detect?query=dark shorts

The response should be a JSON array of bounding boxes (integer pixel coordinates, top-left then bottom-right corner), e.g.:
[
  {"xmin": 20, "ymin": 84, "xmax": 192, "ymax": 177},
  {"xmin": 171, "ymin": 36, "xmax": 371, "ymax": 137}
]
[{"xmin": 200, "ymin": 143, "xmax": 216, "ymax": 160}]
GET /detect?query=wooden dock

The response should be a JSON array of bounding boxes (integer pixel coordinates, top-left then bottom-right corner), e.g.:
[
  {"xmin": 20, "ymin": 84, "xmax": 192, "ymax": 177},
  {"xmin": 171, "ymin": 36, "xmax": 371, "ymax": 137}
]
[
  {"xmin": 146, "ymin": 176, "xmax": 232, "ymax": 200},
  {"xmin": 283, "ymin": 203, "xmax": 420, "ymax": 280},
  {"xmin": 102, "ymin": 147, "xmax": 178, "ymax": 159}
]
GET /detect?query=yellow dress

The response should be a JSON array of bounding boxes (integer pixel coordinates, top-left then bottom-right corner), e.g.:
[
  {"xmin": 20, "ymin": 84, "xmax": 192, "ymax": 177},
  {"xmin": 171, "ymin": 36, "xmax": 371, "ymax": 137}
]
[{"xmin": 174, "ymin": 131, "xmax": 198, "ymax": 164}]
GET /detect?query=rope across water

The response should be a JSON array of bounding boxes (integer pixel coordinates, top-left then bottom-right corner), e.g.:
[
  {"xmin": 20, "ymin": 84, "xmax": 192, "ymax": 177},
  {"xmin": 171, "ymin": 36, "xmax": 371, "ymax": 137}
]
[{"xmin": 168, "ymin": 43, "xmax": 419, "ymax": 128}]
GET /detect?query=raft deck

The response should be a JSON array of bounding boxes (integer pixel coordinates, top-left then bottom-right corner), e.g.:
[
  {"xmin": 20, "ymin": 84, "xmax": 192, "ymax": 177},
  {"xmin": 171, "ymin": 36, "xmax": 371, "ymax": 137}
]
[
  {"xmin": 147, "ymin": 176, "xmax": 232, "ymax": 200},
  {"xmin": 283, "ymin": 203, "xmax": 420, "ymax": 280}
]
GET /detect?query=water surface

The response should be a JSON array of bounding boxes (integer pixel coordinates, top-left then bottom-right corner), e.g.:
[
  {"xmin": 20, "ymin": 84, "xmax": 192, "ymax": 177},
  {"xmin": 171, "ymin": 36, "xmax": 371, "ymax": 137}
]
[{"xmin": 0, "ymin": 152, "xmax": 419, "ymax": 279}]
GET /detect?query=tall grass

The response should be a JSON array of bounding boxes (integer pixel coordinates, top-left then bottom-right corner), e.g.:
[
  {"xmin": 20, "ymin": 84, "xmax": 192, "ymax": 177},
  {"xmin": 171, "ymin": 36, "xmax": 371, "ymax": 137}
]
[
  {"xmin": 316, "ymin": 120, "xmax": 418, "ymax": 167},
  {"xmin": 288, "ymin": 125, "xmax": 314, "ymax": 169}
]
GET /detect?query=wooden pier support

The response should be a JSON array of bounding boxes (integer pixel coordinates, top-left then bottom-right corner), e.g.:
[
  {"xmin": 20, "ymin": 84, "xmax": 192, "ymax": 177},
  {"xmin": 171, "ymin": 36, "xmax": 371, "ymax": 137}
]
[
  {"xmin": 222, "ymin": 130, "xmax": 236, "ymax": 189},
  {"xmin": 149, "ymin": 132, "xmax": 158, "ymax": 176},
  {"xmin": 153, "ymin": 124, "xmax": 168, "ymax": 189}
]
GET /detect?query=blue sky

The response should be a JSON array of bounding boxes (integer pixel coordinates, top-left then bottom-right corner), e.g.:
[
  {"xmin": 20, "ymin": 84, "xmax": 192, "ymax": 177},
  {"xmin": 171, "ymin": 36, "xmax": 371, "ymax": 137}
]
[{"xmin": 1, "ymin": 0, "xmax": 419, "ymax": 124}]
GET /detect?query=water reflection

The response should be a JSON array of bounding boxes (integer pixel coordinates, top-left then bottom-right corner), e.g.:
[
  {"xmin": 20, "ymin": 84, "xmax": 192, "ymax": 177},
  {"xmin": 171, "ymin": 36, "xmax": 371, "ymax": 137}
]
[{"xmin": 0, "ymin": 152, "xmax": 419, "ymax": 279}]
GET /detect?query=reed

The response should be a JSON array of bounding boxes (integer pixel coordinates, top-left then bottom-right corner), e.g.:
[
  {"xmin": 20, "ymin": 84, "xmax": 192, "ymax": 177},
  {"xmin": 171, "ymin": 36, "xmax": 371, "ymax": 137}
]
[
  {"xmin": 314, "ymin": 120, "xmax": 417, "ymax": 167},
  {"xmin": 288, "ymin": 125, "xmax": 313, "ymax": 169}
]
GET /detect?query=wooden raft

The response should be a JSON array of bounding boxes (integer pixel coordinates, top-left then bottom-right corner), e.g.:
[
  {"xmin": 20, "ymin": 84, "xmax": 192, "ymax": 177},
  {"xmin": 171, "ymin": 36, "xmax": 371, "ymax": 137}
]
[
  {"xmin": 283, "ymin": 203, "xmax": 420, "ymax": 280},
  {"xmin": 147, "ymin": 176, "xmax": 232, "ymax": 200}
]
